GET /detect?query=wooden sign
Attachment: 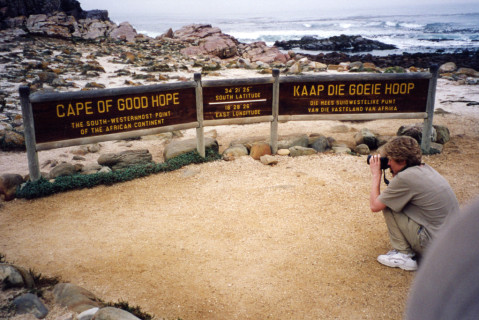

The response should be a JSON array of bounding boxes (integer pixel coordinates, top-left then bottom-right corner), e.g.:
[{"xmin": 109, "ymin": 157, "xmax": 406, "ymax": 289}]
[
  {"xmin": 31, "ymin": 87, "xmax": 196, "ymax": 144},
  {"xmin": 202, "ymin": 83, "xmax": 273, "ymax": 120},
  {"xmin": 279, "ymin": 78, "xmax": 429, "ymax": 115}
]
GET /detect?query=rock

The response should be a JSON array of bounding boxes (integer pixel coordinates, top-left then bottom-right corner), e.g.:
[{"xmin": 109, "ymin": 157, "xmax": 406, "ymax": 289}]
[
  {"xmin": 48, "ymin": 162, "xmax": 77, "ymax": 179},
  {"xmin": 81, "ymin": 163, "xmax": 103, "ymax": 175},
  {"xmin": 109, "ymin": 22, "xmax": 137, "ymax": 42},
  {"xmin": 332, "ymin": 146, "xmax": 351, "ymax": 154},
  {"xmin": 354, "ymin": 144, "xmax": 370, "ymax": 155},
  {"xmin": 97, "ymin": 149, "xmax": 153, "ymax": 171},
  {"xmin": 277, "ymin": 134, "xmax": 309, "ymax": 149},
  {"xmin": 0, "ymin": 173, "xmax": 24, "ymax": 201},
  {"xmin": 456, "ymin": 67, "xmax": 479, "ymax": 77},
  {"xmin": 439, "ymin": 62, "xmax": 457, "ymax": 73},
  {"xmin": 1, "ymin": 129, "xmax": 25, "ymax": 150},
  {"xmin": 397, "ymin": 123, "xmax": 436, "ymax": 144},
  {"xmin": 277, "ymin": 149, "xmax": 290, "ymax": 156},
  {"xmin": 309, "ymin": 135, "xmax": 330, "ymax": 152},
  {"xmin": 13, "ymin": 293, "xmax": 49, "ymax": 319},
  {"xmin": 274, "ymin": 34, "xmax": 396, "ymax": 52},
  {"xmin": 222, "ymin": 144, "xmax": 248, "ymax": 161},
  {"xmin": 260, "ymin": 154, "xmax": 278, "ymax": 165},
  {"xmin": 354, "ymin": 128, "xmax": 377, "ymax": 149},
  {"xmin": 92, "ymin": 307, "xmax": 140, "ymax": 320},
  {"xmin": 78, "ymin": 307, "xmax": 100, "ymax": 320},
  {"xmin": 0, "ymin": 0, "xmax": 100, "ymax": 23},
  {"xmin": 239, "ymin": 41, "xmax": 289, "ymax": 64},
  {"xmin": 250, "ymin": 142, "xmax": 272, "ymax": 160},
  {"xmin": 424, "ymin": 142, "xmax": 444, "ymax": 155},
  {"xmin": 0, "ymin": 264, "xmax": 34, "ymax": 289},
  {"xmin": 53, "ymin": 283, "xmax": 102, "ymax": 313},
  {"xmin": 176, "ymin": 24, "xmax": 238, "ymax": 59},
  {"xmin": 289, "ymin": 146, "xmax": 316, "ymax": 157},
  {"xmin": 163, "ymin": 137, "xmax": 218, "ymax": 161},
  {"xmin": 433, "ymin": 125, "xmax": 450, "ymax": 144}
]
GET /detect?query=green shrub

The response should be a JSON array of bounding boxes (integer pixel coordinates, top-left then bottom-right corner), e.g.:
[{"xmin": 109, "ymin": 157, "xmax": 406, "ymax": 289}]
[{"xmin": 16, "ymin": 147, "xmax": 221, "ymax": 200}]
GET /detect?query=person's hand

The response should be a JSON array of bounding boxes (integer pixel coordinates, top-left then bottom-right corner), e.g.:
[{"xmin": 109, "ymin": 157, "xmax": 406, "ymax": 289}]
[{"xmin": 369, "ymin": 154, "xmax": 382, "ymax": 178}]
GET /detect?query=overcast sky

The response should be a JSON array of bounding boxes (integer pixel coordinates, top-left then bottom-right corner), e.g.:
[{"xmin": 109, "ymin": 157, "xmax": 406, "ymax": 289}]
[{"xmin": 79, "ymin": 0, "xmax": 479, "ymax": 18}]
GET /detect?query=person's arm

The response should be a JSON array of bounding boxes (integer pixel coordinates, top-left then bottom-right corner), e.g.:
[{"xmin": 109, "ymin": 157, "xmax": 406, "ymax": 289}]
[{"xmin": 369, "ymin": 155, "xmax": 387, "ymax": 212}]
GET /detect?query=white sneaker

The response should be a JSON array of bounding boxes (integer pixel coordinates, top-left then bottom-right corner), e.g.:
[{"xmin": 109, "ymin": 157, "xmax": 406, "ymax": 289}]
[{"xmin": 377, "ymin": 250, "xmax": 418, "ymax": 271}]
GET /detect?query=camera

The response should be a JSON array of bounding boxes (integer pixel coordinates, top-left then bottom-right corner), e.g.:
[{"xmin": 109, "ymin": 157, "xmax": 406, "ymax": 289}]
[{"xmin": 367, "ymin": 155, "xmax": 390, "ymax": 170}]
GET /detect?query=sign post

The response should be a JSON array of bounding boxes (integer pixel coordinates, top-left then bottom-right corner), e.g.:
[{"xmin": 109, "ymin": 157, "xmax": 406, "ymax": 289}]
[{"xmin": 19, "ymin": 85, "xmax": 41, "ymax": 181}]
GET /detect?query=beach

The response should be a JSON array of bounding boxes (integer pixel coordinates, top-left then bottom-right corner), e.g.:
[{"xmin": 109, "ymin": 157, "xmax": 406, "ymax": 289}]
[{"xmin": 1, "ymin": 17, "xmax": 479, "ymax": 320}]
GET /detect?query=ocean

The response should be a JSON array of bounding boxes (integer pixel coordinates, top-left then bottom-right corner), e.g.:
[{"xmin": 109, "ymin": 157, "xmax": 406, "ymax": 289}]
[{"xmin": 111, "ymin": 9, "xmax": 479, "ymax": 56}]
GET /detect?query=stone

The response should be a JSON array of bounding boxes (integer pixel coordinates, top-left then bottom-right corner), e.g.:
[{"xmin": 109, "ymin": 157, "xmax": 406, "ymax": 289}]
[
  {"xmin": 109, "ymin": 22, "xmax": 137, "ymax": 42},
  {"xmin": 277, "ymin": 134, "xmax": 309, "ymax": 149},
  {"xmin": 1, "ymin": 264, "xmax": 26, "ymax": 288},
  {"xmin": 433, "ymin": 125, "xmax": 450, "ymax": 144},
  {"xmin": 48, "ymin": 162, "xmax": 77, "ymax": 179},
  {"xmin": 456, "ymin": 67, "xmax": 479, "ymax": 77},
  {"xmin": 250, "ymin": 142, "xmax": 271, "ymax": 160},
  {"xmin": 310, "ymin": 135, "xmax": 330, "ymax": 152},
  {"xmin": 0, "ymin": 173, "xmax": 24, "ymax": 201},
  {"xmin": 332, "ymin": 146, "xmax": 351, "ymax": 154},
  {"xmin": 354, "ymin": 128, "xmax": 377, "ymax": 150},
  {"xmin": 260, "ymin": 154, "xmax": 278, "ymax": 165},
  {"xmin": 277, "ymin": 149, "xmax": 290, "ymax": 156},
  {"xmin": 439, "ymin": 62, "xmax": 457, "ymax": 73},
  {"xmin": 78, "ymin": 307, "xmax": 100, "ymax": 320},
  {"xmin": 354, "ymin": 144, "xmax": 370, "ymax": 155},
  {"xmin": 222, "ymin": 145, "xmax": 248, "ymax": 161},
  {"xmin": 92, "ymin": 307, "xmax": 140, "ymax": 320},
  {"xmin": 397, "ymin": 123, "xmax": 436, "ymax": 144},
  {"xmin": 163, "ymin": 137, "xmax": 218, "ymax": 161},
  {"xmin": 97, "ymin": 149, "xmax": 153, "ymax": 171},
  {"xmin": 423, "ymin": 142, "xmax": 444, "ymax": 155},
  {"xmin": 53, "ymin": 283, "xmax": 102, "ymax": 313},
  {"xmin": 81, "ymin": 163, "xmax": 103, "ymax": 175},
  {"xmin": 13, "ymin": 293, "xmax": 49, "ymax": 319},
  {"xmin": 289, "ymin": 146, "xmax": 316, "ymax": 157},
  {"xmin": 2, "ymin": 129, "xmax": 25, "ymax": 150}
]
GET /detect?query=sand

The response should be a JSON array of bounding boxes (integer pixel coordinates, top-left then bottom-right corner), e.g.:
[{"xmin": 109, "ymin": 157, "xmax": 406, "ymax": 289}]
[{"xmin": 1, "ymin": 74, "xmax": 479, "ymax": 319}]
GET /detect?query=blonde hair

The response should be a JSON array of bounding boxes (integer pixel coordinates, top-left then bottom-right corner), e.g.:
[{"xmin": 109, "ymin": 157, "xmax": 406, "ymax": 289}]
[{"xmin": 383, "ymin": 136, "xmax": 422, "ymax": 166}]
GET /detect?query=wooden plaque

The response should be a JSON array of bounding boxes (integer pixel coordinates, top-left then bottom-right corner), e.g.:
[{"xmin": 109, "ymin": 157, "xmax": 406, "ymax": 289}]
[
  {"xmin": 279, "ymin": 78, "xmax": 429, "ymax": 115},
  {"xmin": 202, "ymin": 83, "xmax": 273, "ymax": 120},
  {"xmin": 32, "ymin": 87, "xmax": 197, "ymax": 144}
]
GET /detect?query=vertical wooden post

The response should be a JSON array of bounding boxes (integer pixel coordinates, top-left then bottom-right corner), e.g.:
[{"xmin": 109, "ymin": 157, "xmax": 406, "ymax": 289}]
[
  {"xmin": 421, "ymin": 65, "xmax": 439, "ymax": 154},
  {"xmin": 19, "ymin": 85, "xmax": 41, "ymax": 181},
  {"xmin": 271, "ymin": 69, "xmax": 280, "ymax": 154},
  {"xmin": 194, "ymin": 73, "xmax": 205, "ymax": 158}
]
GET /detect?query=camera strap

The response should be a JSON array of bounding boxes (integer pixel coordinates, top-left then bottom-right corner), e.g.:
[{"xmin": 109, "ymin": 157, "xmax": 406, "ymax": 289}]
[{"xmin": 383, "ymin": 170, "xmax": 390, "ymax": 185}]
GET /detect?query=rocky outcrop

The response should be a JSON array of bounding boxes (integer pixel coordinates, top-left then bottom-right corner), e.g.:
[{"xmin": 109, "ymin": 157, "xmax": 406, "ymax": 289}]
[
  {"xmin": 173, "ymin": 24, "xmax": 289, "ymax": 63},
  {"xmin": 0, "ymin": 0, "xmax": 109, "ymax": 29},
  {"xmin": 275, "ymin": 34, "xmax": 396, "ymax": 52}
]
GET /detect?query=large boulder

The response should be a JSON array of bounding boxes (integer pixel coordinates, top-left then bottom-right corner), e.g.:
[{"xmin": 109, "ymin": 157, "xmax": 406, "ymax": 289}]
[
  {"xmin": 109, "ymin": 21, "xmax": 138, "ymax": 42},
  {"xmin": 239, "ymin": 41, "xmax": 289, "ymax": 64},
  {"xmin": 177, "ymin": 24, "xmax": 238, "ymax": 59}
]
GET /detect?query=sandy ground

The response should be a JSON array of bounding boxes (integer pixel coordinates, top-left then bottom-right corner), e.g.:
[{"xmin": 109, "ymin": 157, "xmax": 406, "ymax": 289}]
[{"xmin": 1, "ymin": 78, "xmax": 479, "ymax": 319}]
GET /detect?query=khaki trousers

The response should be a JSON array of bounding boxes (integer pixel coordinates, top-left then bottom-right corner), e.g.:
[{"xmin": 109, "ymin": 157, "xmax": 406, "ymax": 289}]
[{"xmin": 382, "ymin": 208, "xmax": 430, "ymax": 256}]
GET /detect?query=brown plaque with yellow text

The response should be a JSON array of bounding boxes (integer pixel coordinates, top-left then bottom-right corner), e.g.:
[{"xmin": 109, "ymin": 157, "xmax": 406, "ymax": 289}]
[
  {"xmin": 279, "ymin": 78, "xmax": 429, "ymax": 115},
  {"xmin": 32, "ymin": 87, "xmax": 196, "ymax": 144},
  {"xmin": 203, "ymin": 83, "xmax": 273, "ymax": 120}
]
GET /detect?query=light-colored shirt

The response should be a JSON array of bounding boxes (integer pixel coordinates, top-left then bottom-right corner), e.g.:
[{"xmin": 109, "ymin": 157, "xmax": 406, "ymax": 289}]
[{"xmin": 378, "ymin": 164, "xmax": 459, "ymax": 239}]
